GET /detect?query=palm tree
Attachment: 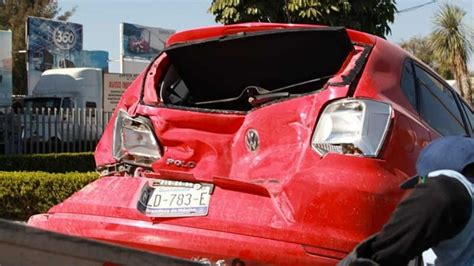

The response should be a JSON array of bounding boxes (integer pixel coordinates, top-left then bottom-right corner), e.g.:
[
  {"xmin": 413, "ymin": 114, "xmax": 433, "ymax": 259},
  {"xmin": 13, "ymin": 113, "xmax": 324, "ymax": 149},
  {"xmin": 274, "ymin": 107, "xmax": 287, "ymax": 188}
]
[{"xmin": 431, "ymin": 3, "xmax": 473, "ymax": 107}]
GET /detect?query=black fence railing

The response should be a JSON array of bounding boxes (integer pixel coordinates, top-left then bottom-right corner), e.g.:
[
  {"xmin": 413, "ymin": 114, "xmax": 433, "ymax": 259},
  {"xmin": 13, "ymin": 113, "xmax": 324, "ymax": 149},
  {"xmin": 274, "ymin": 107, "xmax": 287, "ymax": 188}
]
[{"xmin": 0, "ymin": 108, "xmax": 113, "ymax": 154}]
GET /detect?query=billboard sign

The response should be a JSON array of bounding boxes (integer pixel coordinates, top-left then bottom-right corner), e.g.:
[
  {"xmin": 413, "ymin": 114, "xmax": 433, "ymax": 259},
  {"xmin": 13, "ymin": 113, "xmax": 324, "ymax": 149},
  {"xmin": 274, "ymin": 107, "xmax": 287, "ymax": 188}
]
[
  {"xmin": 27, "ymin": 16, "xmax": 83, "ymax": 94},
  {"xmin": 122, "ymin": 59, "xmax": 149, "ymax": 75},
  {"xmin": 120, "ymin": 22, "xmax": 174, "ymax": 74},
  {"xmin": 103, "ymin": 73, "xmax": 139, "ymax": 112},
  {"xmin": 80, "ymin": 50, "xmax": 109, "ymax": 72},
  {"xmin": 0, "ymin": 30, "xmax": 12, "ymax": 107}
]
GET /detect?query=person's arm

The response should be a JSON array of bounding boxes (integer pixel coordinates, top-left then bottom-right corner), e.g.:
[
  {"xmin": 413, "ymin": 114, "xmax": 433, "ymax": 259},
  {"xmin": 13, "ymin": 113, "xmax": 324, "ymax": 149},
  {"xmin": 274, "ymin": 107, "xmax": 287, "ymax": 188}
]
[
  {"xmin": 339, "ymin": 175, "xmax": 472, "ymax": 266},
  {"xmin": 369, "ymin": 175, "xmax": 471, "ymax": 265}
]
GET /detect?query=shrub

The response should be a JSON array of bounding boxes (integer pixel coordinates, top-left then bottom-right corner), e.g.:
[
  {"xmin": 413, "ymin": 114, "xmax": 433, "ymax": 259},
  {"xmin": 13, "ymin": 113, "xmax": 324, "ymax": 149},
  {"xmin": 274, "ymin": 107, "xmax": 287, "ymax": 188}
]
[
  {"xmin": 0, "ymin": 171, "xmax": 99, "ymax": 221},
  {"xmin": 0, "ymin": 153, "xmax": 95, "ymax": 173}
]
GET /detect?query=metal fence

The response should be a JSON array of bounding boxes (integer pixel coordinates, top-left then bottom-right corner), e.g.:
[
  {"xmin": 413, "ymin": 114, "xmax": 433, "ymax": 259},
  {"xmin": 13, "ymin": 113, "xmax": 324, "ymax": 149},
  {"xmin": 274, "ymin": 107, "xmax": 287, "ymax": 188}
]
[{"xmin": 0, "ymin": 108, "xmax": 113, "ymax": 155}]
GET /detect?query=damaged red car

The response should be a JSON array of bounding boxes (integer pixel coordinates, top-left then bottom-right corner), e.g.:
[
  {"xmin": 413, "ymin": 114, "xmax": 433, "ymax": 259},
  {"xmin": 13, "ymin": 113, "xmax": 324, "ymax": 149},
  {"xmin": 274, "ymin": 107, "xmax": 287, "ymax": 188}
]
[{"xmin": 28, "ymin": 23, "xmax": 474, "ymax": 265}]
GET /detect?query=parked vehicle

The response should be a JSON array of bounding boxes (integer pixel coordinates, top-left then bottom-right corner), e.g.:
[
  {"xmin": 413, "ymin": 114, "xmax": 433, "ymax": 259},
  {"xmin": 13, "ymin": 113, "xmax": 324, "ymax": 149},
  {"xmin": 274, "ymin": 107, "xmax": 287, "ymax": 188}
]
[
  {"xmin": 22, "ymin": 68, "xmax": 103, "ymax": 143},
  {"xmin": 27, "ymin": 67, "xmax": 103, "ymax": 109},
  {"xmin": 0, "ymin": 65, "xmax": 3, "ymax": 84},
  {"xmin": 29, "ymin": 23, "xmax": 474, "ymax": 265}
]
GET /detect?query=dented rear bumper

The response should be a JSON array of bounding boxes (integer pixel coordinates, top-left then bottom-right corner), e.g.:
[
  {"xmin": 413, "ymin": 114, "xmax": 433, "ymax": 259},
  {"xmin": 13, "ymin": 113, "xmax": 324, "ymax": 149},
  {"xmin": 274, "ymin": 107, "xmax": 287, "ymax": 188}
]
[{"xmin": 29, "ymin": 212, "xmax": 339, "ymax": 265}]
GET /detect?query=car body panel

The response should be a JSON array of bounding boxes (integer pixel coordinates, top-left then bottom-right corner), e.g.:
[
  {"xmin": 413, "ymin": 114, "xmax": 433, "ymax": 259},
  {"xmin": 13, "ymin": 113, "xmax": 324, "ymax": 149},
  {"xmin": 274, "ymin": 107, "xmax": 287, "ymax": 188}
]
[
  {"xmin": 28, "ymin": 23, "xmax": 457, "ymax": 265},
  {"xmin": 166, "ymin": 23, "xmax": 377, "ymax": 47},
  {"xmin": 29, "ymin": 213, "xmax": 338, "ymax": 265}
]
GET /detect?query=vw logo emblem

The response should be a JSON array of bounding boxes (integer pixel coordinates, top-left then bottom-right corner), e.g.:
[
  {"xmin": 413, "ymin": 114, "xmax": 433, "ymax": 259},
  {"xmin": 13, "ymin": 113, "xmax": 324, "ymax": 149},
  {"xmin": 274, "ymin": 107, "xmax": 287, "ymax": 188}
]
[{"xmin": 245, "ymin": 129, "xmax": 259, "ymax": 152}]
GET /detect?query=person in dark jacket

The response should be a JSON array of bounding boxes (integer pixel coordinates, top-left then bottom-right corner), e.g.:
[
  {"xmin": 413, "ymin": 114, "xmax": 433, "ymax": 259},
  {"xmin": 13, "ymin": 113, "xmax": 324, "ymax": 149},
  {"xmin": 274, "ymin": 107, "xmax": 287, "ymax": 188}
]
[{"xmin": 339, "ymin": 135, "xmax": 474, "ymax": 266}]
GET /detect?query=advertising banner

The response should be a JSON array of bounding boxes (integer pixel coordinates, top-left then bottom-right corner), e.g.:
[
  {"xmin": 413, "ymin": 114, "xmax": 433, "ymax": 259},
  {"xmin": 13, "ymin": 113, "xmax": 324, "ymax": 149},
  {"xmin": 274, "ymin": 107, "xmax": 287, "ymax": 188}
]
[
  {"xmin": 80, "ymin": 50, "xmax": 109, "ymax": 72},
  {"xmin": 103, "ymin": 73, "xmax": 139, "ymax": 112},
  {"xmin": 0, "ymin": 30, "xmax": 12, "ymax": 107},
  {"xmin": 120, "ymin": 22, "xmax": 174, "ymax": 74},
  {"xmin": 27, "ymin": 16, "xmax": 83, "ymax": 94},
  {"xmin": 122, "ymin": 59, "xmax": 149, "ymax": 75}
]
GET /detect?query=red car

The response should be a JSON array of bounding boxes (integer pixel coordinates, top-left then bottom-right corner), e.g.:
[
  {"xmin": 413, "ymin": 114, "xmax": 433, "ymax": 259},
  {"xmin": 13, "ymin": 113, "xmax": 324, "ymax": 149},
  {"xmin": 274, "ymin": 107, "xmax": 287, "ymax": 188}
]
[{"xmin": 28, "ymin": 23, "xmax": 474, "ymax": 265}]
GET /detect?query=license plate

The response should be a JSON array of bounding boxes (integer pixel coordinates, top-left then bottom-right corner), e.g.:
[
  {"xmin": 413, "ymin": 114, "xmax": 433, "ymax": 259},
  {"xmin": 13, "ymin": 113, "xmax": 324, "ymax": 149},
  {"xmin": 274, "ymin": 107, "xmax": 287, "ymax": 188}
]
[{"xmin": 137, "ymin": 179, "xmax": 214, "ymax": 217}]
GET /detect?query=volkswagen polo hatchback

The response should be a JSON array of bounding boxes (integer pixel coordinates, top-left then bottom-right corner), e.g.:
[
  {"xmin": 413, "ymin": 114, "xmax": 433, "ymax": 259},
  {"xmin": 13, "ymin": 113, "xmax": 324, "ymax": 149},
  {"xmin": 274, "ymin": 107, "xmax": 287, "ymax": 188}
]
[{"xmin": 29, "ymin": 23, "xmax": 474, "ymax": 265}]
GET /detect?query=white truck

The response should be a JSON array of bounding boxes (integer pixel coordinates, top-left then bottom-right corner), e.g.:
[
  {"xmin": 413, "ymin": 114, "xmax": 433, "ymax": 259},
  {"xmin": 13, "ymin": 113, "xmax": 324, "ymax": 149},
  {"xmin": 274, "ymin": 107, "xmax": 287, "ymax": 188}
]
[
  {"xmin": 24, "ymin": 67, "xmax": 103, "ymax": 110},
  {"xmin": 22, "ymin": 68, "xmax": 103, "ymax": 146}
]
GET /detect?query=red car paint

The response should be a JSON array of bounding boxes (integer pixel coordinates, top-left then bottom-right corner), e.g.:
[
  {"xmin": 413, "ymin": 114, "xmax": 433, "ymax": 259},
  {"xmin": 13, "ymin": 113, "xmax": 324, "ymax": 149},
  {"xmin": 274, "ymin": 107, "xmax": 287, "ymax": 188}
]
[{"xmin": 28, "ymin": 23, "xmax": 469, "ymax": 265}]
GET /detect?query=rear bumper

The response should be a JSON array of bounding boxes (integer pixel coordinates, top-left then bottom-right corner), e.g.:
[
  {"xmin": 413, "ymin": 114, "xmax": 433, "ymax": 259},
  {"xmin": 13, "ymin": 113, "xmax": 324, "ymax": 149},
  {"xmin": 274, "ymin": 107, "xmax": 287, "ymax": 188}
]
[{"xmin": 28, "ymin": 212, "xmax": 339, "ymax": 265}]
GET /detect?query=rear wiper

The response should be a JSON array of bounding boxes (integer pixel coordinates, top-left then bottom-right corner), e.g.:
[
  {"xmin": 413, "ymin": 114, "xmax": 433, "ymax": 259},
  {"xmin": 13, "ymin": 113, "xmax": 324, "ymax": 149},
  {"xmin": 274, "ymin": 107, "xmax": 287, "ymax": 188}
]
[
  {"xmin": 247, "ymin": 91, "xmax": 290, "ymax": 105},
  {"xmin": 194, "ymin": 74, "xmax": 334, "ymax": 106},
  {"xmin": 194, "ymin": 85, "xmax": 270, "ymax": 105}
]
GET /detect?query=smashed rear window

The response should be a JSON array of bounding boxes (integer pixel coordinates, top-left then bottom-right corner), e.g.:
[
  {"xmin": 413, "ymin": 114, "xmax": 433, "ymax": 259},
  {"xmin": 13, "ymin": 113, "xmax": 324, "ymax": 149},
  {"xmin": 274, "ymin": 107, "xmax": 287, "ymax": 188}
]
[{"xmin": 159, "ymin": 27, "xmax": 354, "ymax": 111}]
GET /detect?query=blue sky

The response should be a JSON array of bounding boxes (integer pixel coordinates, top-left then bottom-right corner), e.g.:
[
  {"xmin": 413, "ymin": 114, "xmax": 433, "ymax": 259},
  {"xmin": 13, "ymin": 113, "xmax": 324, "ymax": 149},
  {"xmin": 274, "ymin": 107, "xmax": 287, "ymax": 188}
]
[{"xmin": 59, "ymin": 0, "xmax": 473, "ymax": 72}]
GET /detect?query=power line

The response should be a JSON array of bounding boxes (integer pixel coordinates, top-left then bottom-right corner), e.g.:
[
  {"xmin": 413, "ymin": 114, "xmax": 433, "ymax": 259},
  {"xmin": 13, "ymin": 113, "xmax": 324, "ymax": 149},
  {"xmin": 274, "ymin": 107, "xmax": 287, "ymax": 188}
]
[{"xmin": 396, "ymin": 0, "xmax": 437, "ymax": 13}]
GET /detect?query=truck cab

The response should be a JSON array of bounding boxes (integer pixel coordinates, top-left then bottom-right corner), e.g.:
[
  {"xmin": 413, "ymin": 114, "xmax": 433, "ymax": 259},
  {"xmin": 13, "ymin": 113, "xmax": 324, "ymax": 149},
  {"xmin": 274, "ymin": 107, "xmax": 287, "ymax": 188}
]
[
  {"xmin": 22, "ymin": 68, "xmax": 103, "ymax": 143},
  {"xmin": 26, "ymin": 67, "xmax": 103, "ymax": 110}
]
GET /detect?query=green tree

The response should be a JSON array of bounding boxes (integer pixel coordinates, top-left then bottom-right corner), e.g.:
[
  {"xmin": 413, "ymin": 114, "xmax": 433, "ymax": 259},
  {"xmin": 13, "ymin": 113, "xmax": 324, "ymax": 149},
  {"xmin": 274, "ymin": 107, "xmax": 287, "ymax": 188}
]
[
  {"xmin": 0, "ymin": 0, "xmax": 75, "ymax": 95},
  {"xmin": 209, "ymin": 0, "xmax": 397, "ymax": 37},
  {"xmin": 399, "ymin": 35, "xmax": 452, "ymax": 79},
  {"xmin": 431, "ymin": 3, "xmax": 472, "ymax": 106}
]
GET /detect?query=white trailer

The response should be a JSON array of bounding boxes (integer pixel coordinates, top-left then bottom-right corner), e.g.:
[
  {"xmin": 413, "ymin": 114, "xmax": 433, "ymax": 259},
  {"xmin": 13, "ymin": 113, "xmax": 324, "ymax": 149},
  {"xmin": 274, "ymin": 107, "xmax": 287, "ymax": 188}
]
[
  {"xmin": 22, "ymin": 68, "xmax": 103, "ymax": 143},
  {"xmin": 26, "ymin": 67, "xmax": 103, "ymax": 110}
]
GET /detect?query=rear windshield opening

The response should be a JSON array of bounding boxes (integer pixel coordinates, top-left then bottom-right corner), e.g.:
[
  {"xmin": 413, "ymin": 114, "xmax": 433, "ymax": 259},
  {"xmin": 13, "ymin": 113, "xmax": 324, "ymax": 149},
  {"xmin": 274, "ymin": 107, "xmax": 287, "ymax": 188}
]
[{"xmin": 158, "ymin": 27, "xmax": 354, "ymax": 112}]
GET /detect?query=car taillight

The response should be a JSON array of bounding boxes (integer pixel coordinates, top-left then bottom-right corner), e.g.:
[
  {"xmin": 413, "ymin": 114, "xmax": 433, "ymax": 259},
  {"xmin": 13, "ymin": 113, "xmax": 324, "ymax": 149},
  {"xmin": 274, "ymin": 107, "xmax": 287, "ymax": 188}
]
[
  {"xmin": 113, "ymin": 110, "xmax": 162, "ymax": 165},
  {"xmin": 311, "ymin": 99, "xmax": 392, "ymax": 157}
]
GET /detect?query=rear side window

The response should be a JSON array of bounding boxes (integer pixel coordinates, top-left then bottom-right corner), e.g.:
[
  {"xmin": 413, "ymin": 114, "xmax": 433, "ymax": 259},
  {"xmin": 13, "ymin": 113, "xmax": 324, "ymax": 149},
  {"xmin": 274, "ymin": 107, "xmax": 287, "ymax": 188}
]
[
  {"xmin": 414, "ymin": 65, "xmax": 466, "ymax": 136},
  {"xmin": 400, "ymin": 60, "xmax": 417, "ymax": 109},
  {"xmin": 461, "ymin": 102, "xmax": 474, "ymax": 135}
]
